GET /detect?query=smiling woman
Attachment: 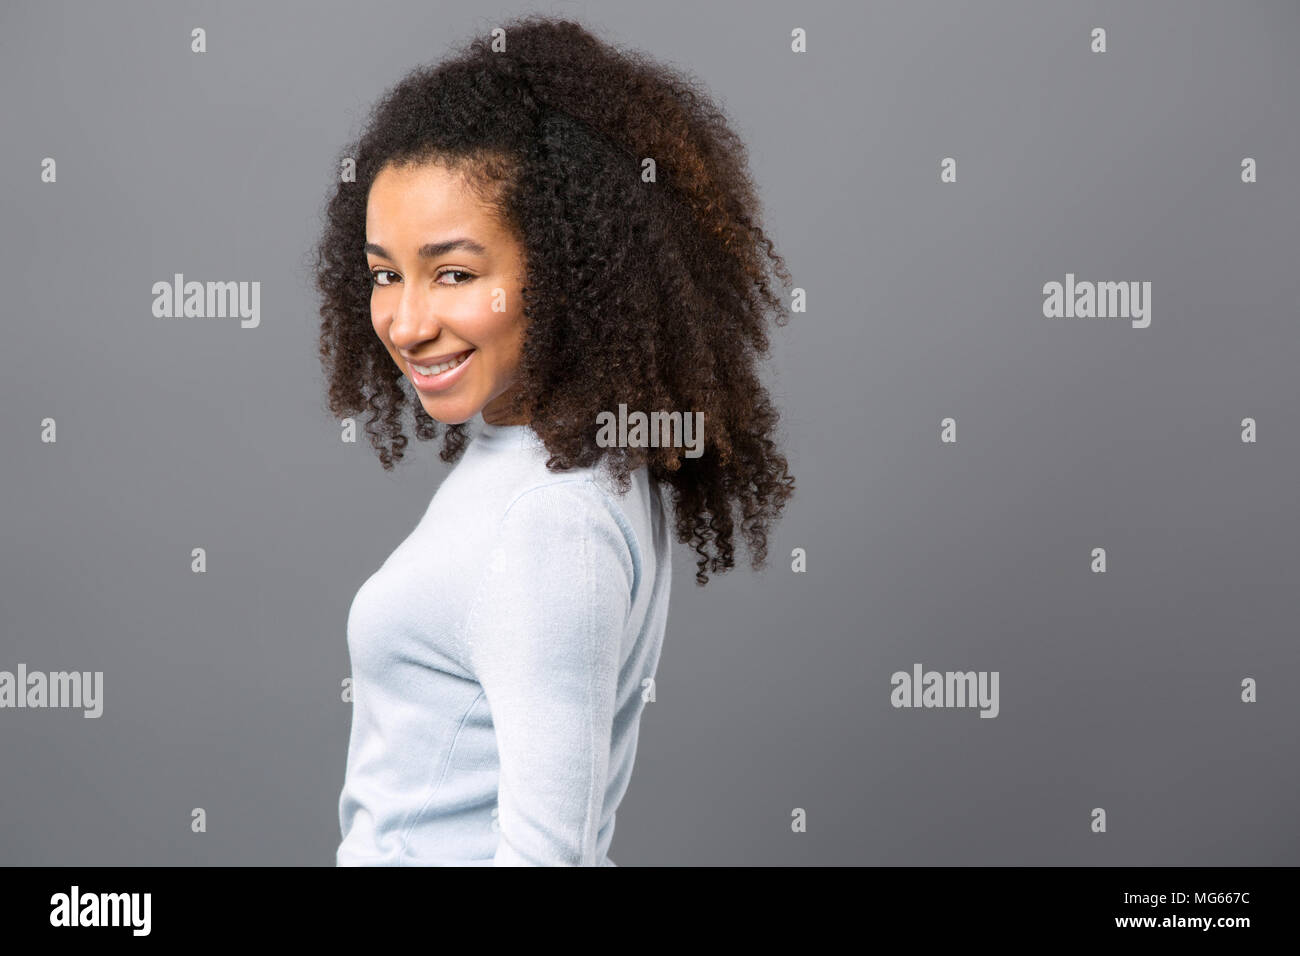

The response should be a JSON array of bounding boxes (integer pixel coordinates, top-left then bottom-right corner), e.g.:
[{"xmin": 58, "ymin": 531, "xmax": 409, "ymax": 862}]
[{"xmin": 312, "ymin": 13, "xmax": 796, "ymax": 866}]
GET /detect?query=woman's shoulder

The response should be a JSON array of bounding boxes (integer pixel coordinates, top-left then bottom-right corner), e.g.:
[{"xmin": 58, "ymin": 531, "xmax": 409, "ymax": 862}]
[
  {"xmin": 438, "ymin": 424, "xmax": 665, "ymax": 577},
  {"xmin": 497, "ymin": 472, "xmax": 636, "ymax": 550}
]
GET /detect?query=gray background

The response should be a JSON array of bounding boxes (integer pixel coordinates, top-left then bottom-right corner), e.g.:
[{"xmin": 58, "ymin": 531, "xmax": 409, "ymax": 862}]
[{"xmin": 2, "ymin": 0, "xmax": 1297, "ymax": 865}]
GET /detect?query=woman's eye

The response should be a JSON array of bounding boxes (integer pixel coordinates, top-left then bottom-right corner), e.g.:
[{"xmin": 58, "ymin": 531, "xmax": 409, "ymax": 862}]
[{"xmin": 369, "ymin": 268, "xmax": 473, "ymax": 287}]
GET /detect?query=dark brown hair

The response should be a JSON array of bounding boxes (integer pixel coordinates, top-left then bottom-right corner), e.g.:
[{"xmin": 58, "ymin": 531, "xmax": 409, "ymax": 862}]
[{"xmin": 313, "ymin": 15, "xmax": 795, "ymax": 585}]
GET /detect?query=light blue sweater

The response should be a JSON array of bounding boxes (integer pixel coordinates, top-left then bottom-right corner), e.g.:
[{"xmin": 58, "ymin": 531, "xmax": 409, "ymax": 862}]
[{"xmin": 337, "ymin": 416, "xmax": 672, "ymax": 865}]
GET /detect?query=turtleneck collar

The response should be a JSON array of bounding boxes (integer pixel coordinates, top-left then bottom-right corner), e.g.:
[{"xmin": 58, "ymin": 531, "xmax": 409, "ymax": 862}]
[{"xmin": 475, "ymin": 413, "xmax": 538, "ymax": 446}]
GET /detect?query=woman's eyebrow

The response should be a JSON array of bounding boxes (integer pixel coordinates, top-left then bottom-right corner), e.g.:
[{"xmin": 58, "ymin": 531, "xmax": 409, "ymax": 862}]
[{"xmin": 363, "ymin": 238, "xmax": 488, "ymax": 259}]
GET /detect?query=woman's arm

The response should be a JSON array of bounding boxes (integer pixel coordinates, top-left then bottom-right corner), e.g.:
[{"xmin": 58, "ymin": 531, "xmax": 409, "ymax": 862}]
[{"xmin": 458, "ymin": 479, "xmax": 636, "ymax": 866}]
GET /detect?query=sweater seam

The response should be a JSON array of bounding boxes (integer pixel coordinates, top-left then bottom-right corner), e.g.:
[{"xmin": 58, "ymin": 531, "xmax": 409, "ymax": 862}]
[
  {"xmin": 396, "ymin": 688, "xmax": 486, "ymax": 865},
  {"xmin": 450, "ymin": 477, "xmax": 600, "ymax": 673}
]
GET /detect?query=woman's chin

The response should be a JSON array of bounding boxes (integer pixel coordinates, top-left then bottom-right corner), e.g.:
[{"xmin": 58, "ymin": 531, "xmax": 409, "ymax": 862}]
[{"xmin": 418, "ymin": 398, "xmax": 475, "ymax": 426}]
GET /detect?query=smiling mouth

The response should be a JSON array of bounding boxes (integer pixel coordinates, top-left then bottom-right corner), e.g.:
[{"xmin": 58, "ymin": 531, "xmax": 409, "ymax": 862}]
[
  {"xmin": 408, "ymin": 349, "xmax": 473, "ymax": 375},
  {"xmin": 405, "ymin": 349, "xmax": 476, "ymax": 393}
]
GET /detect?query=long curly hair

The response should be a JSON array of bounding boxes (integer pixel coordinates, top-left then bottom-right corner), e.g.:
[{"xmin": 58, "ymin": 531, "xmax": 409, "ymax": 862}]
[{"xmin": 313, "ymin": 14, "xmax": 795, "ymax": 585}]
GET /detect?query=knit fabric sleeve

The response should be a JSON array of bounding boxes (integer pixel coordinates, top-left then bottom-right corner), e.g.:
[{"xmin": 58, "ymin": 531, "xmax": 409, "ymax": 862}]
[{"xmin": 456, "ymin": 479, "xmax": 635, "ymax": 866}]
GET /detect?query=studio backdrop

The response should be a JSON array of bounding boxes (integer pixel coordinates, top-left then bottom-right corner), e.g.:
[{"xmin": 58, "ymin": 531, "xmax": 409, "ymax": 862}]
[{"xmin": 1, "ymin": 0, "xmax": 1297, "ymax": 865}]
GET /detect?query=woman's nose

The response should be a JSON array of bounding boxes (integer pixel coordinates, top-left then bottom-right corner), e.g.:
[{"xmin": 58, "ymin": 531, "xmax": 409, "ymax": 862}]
[{"xmin": 389, "ymin": 286, "xmax": 439, "ymax": 346}]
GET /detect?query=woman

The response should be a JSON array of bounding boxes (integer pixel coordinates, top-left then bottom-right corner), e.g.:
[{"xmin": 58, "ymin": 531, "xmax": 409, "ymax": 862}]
[{"xmin": 314, "ymin": 15, "xmax": 795, "ymax": 865}]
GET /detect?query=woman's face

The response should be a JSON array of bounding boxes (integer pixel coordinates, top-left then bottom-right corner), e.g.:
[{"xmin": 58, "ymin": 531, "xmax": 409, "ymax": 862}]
[{"xmin": 365, "ymin": 160, "xmax": 529, "ymax": 426}]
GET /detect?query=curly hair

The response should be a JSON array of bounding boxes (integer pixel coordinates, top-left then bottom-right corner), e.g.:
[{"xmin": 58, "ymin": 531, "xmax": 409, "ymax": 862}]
[{"xmin": 313, "ymin": 14, "xmax": 795, "ymax": 585}]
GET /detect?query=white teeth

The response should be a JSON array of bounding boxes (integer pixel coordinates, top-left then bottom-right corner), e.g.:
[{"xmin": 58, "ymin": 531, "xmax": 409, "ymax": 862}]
[{"xmin": 411, "ymin": 351, "xmax": 469, "ymax": 376}]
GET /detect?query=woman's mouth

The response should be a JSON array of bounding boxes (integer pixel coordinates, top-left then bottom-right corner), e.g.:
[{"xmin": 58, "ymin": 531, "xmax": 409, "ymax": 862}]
[{"xmin": 408, "ymin": 349, "xmax": 475, "ymax": 392}]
